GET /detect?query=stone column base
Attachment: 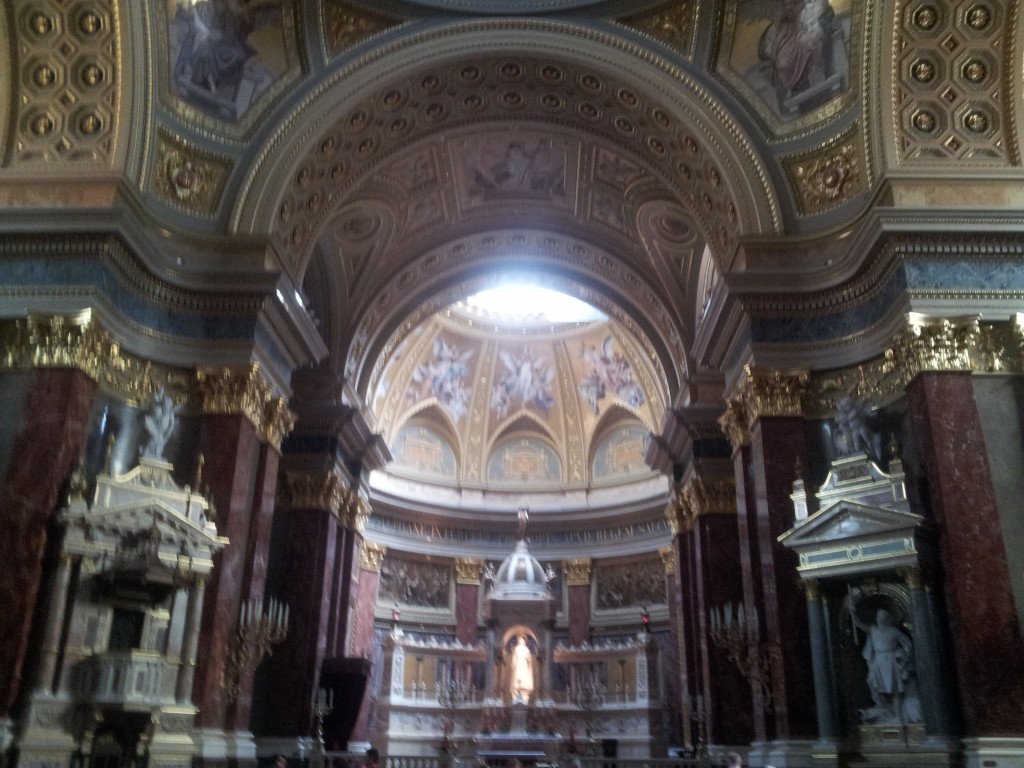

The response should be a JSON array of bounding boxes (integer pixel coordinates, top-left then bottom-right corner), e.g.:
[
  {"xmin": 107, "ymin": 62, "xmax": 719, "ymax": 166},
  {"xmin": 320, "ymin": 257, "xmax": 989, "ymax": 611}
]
[{"xmin": 962, "ymin": 737, "xmax": 1024, "ymax": 768}]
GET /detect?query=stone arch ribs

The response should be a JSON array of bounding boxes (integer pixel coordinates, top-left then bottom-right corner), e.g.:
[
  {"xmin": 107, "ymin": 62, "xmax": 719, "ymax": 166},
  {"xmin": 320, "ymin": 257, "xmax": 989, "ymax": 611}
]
[{"xmin": 232, "ymin": 22, "xmax": 781, "ymax": 277}]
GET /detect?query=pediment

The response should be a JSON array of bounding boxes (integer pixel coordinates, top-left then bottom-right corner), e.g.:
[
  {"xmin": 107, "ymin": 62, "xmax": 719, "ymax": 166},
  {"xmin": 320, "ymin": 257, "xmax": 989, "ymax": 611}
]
[
  {"xmin": 779, "ymin": 500, "xmax": 924, "ymax": 577},
  {"xmin": 64, "ymin": 499, "xmax": 223, "ymax": 550},
  {"xmin": 780, "ymin": 500, "xmax": 922, "ymax": 550}
]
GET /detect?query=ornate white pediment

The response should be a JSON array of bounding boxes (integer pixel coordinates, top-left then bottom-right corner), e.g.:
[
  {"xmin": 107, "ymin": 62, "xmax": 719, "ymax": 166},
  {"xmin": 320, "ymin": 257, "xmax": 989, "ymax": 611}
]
[
  {"xmin": 60, "ymin": 458, "xmax": 227, "ymax": 575},
  {"xmin": 779, "ymin": 500, "xmax": 924, "ymax": 577}
]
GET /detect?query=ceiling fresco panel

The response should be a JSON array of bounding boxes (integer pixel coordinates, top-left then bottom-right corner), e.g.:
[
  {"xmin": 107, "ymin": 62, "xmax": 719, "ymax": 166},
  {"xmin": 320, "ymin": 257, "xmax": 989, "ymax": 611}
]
[{"xmin": 157, "ymin": 0, "xmax": 301, "ymax": 137}]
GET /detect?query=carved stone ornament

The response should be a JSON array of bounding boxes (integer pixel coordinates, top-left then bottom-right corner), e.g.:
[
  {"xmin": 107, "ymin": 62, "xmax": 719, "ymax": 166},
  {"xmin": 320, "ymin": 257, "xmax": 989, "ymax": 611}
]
[
  {"xmin": 325, "ymin": 0, "xmax": 403, "ymax": 56},
  {"xmin": 196, "ymin": 364, "xmax": 294, "ymax": 450},
  {"xmin": 718, "ymin": 400, "xmax": 749, "ymax": 450},
  {"xmin": 618, "ymin": 2, "xmax": 697, "ymax": 59},
  {"xmin": 153, "ymin": 132, "xmax": 231, "ymax": 216},
  {"xmin": 659, "ymin": 545, "xmax": 678, "ymax": 576},
  {"xmin": 359, "ymin": 541, "xmax": 387, "ymax": 572},
  {"xmin": 885, "ymin": 313, "xmax": 979, "ymax": 381},
  {"xmin": 454, "ymin": 557, "xmax": 485, "ymax": 585},
  {"xmin": 562, "ymin": 557, "xmax": 592, "ymax": 586},
  {"xmin": 285, "ymin": 471, "xmax": 347, "ymax": 514},
  {"xmin": 684, "ymin": 475, "xmax": 735, "ymax": 517},
  {"xmin": 786, "ymin": 129, "xmax": 865, "ymax": 215}
]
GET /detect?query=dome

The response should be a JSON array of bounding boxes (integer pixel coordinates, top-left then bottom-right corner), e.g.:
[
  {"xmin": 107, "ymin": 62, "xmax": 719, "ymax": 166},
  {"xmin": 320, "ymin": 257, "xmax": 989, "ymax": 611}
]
[{"xmin": 491, "ymin": 539, "xmax": 553, "ymax": 601}]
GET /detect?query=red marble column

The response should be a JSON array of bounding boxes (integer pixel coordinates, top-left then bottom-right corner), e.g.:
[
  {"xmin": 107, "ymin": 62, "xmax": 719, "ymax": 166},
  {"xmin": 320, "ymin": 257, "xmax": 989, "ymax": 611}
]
[
  {"xmin": 0, "ymin": 369, "xmax": 96, "ymax": 717},
  {"xmin": 564, "ymin": 558, "xmax": 592, "ymax": 646},
  {"xmin": 266, "ymin": 505, "xmax": 341, "ymax": 737},
  {"xmin": 192, "ymin": 413, "xmax": 268, "ymax": 730},
  {"xmin": 661, "ymin": 547, "xmax": 686, "ymax": 748},
  {"xmin": 676, "ymin": 529, "xmax": 700, "ymax": 747},
  {"xmin": 328, "ymin": 526, "xmax": 356, "ymax": 658},
  {"xmin": 907, "ymin": 372, "xmax": 1024, "ymax": 734},
  {"xmin": 748, "ymin": 417, "xmax": 816, "ymax": 741},
  {"xmin": 227, "ymin": 440, "xmax": 281, "ymax": 732},
  {"xmin": 348, "ymin": 540, "xmax": 383, "ymax": 743},
  {"xmin": 733, "ymin": 442, "xmax": 769, "ymax": 742},
  {"xmin": 695, "ymin": 511, "xmax": 753, "ymax": 745},
  {"xmin": 455, "ymin": 559, "xmax": 483, "ymax": 645}
]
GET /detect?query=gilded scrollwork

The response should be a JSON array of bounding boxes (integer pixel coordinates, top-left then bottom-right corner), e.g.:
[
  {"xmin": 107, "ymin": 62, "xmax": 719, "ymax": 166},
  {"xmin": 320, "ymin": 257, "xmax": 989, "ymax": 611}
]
[
  {"xmin": 785, "ymin": 126, "xmax": 865, "ymax": 215},
  {"xmin": 618, "ymin": 3, "xmax": 697, "ymax": 59},
  {"xmin": 682, "ymin": 475, "xmax": 735, "ymax": 518},
  {"xmin": 324, "ymin": 1, "xmax": 403, "ymax": 57},
  {"xmin": 153, "ymin": 131, "xmax": 232, "ymax": 216},
  {"xmin": 659, "ymin": 545, "xmax": 678, "ymax": 576}
]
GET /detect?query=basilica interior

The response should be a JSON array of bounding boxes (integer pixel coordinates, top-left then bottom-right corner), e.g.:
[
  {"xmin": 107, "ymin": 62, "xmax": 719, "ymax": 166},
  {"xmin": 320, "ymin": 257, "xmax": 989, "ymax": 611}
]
[{"xmin": 1, "ymin": 2, "xmax": 1023, "ymax": 768}]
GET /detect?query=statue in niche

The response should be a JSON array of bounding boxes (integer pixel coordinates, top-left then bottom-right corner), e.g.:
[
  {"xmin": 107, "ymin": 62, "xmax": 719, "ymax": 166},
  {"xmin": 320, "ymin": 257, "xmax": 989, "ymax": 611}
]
[
  {"xmin": 510, "ymin": 635, "xmax": 534, "ymax": 703},
  {"xmin": 832, "ymin": 394, "xmax": 880, "ymax": 459},
  {"xmin": 852, "ymin": 605, "xmax": 922, "ymax": 725},
  {"xmin": 140, "ymin": 387, "xmax": 176, "ymax": 461}
]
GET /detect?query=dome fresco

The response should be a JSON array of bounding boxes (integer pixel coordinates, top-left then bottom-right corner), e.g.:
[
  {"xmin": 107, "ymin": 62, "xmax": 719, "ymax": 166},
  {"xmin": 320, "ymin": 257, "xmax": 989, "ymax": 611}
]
[{"xmin": 372, "ymin": 304, "xmax": 666, "ymax": 493}]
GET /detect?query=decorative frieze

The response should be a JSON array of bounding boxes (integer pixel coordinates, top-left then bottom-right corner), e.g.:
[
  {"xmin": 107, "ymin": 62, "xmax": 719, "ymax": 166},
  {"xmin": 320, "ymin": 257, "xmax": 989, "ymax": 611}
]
[{"xmin": 563, "ymin": 557, "xmax": 592, "ymax": 586}]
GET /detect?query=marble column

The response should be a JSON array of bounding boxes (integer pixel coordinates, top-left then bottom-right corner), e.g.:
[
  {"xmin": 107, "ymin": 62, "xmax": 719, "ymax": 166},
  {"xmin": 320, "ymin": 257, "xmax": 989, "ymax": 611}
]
[
  {"xmin": 191, "ymin": 412, "xmax": 269, "ymax": 730},
  {"xmin": 0, "ymin": 368, "xmax": 96, "ymax": 718},
  {"xmin": 454, "ymin": 558, "xmax": 484, "ymax": 646},
  {"xmin": 804, "ymin": 581, "xmax": 839, "ymax": 741},
  {"xmin": 35, "ymin": 553, "xmax": 75, "ymax": 695},
  {"xmin": 902, "ymin": 568, "xmax": 954, "ymax": 738},
  {"xmin": 730, "ymin": 440, "xmax": 769, "ymax": 743},
  {"xmin": 746, "ymin": 414, "xmax": 816, "ymax": 740},
  {"xmin": 564, "ymin": 558, "xmax": 592, "ymax": 647},
  {"xmin": 660, "ymin": 545, "xmax": 686, "ymax": 749},
  {"xmin": 347, "ymin": 540, "xmax": 385, "ymax": 744},
  {"xmin": 264, "ymin": 480, "xmax": 343, "ymax": 737},
  {"xmin": 176, "ymin": 575, "xmax": 208, "ymax": 704},
  {"xmin": 907, "ymin": 371, "xmax": 1024, "ymax": 735}
]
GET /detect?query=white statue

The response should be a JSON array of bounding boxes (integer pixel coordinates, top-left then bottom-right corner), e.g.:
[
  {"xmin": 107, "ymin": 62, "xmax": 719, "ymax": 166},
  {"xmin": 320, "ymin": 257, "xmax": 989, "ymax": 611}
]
[
  {"xmin": 853, "ymin": 607, "xmax": 920, "ymax": 724},
  {"xmin": 510, "ymin": 635, "xmax": 534, "ymax": 702},
  {"xmin": 140, "ymin": 387, "xmax": 176, "ymax": 460}
]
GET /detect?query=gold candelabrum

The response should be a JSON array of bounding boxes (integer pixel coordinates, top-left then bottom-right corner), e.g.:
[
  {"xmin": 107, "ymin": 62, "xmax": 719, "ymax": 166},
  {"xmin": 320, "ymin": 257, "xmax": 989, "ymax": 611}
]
[
  {"xmin": 709, "ymin": 602, "xmax": 774, "ymax": 712},
  {"xmin": 224, "ymin": 596, "xmax": 289, "ymax": 703},
  {"xmin": 312, "ymin": 686, "xmax": 334, "ymax": 754}
]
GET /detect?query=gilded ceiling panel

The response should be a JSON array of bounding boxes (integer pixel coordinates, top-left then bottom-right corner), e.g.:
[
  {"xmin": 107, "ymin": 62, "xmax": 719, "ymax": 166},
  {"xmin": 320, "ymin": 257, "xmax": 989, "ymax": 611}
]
[
  {"xmin": 892, "ymin": 0, "xmax": 1015, "ymax": 164},
  {"xmin": 9, "ymin": 1, "xmax": 119, "ymax": 166},
  {"xmin": 152, "ymin": 129, "xmax": 233, "ymax": 216},
  {"xmin": 618, "ymin": 2, "xmax": 698, "ymax": 61}
]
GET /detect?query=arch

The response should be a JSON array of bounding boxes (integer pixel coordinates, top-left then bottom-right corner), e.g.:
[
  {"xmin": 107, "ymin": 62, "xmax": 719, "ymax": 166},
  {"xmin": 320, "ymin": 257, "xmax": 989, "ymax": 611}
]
[{"xmin": 234, "ymin": 22, "xmax": 780, "ymax": 254}]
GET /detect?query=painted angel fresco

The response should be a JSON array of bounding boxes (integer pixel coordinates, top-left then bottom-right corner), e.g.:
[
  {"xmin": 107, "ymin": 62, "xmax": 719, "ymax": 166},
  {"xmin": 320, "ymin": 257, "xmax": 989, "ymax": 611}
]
[
  {"xmin": 579, "ymin": 336, "xmax": 645, "ymax": 415},
  {"xmin": 491, "ymin": 347, "xmax": 555, "ymax": 419},
  {"xmin": 406, "ymin": 338, "xmax": 473, "ymax": 421}
]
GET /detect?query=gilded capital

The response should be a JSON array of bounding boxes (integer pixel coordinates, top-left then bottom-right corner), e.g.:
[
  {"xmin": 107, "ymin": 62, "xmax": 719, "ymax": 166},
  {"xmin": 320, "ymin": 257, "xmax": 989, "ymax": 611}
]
[
  {"xmin": 339, "ymin": 488, "xmax": 370, "ymax": 532},
  {"xmin": 359, "ymin": 541, "xmax": 386, "ymax": 572},
  {"xmin": 718, "ymin": 400, "xmax": 749, "ymax": 450},
  {"xmin": 285, "ymin": 471, "xmax": 346, "ymax": 515},
  {"xmin": 455, "ymin": 557, "xmax": 485, "ymax": 585},
  {"xmin": 735, "ymin": 365, "xmax": 810, "ymax": 422},
  {"xmin": 196, "ymin": 364, "xmax": 294, "ymax": 450},
  {"xmin": 886, "ymin": 313, "xmax": 977, "ymax": 382},
  {"xmin": 683, "ymin": 476, "xmax": 735, "ymax": 518},
  {"xmin": 659, "ymin": 545, "xmax": 678, "ymax": 576},
  {"xmin": 3, "ymin": 311, "xmax": 107, "ymax": 380},
  {"xmin": 563, "ymin": 558, "xmax": 592, "ymax": 586}
]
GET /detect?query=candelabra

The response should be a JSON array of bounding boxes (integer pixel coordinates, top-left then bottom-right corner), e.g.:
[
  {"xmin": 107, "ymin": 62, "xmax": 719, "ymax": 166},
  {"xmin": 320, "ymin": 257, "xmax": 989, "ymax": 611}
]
[
  {"xmin": 569, "ymin": 673, "xmax": 606, "ymax": 738},
  {"xmin": 438, "ymin": 671, "xmax": 472, "ymax": 755},
  {"xmin": 709, "ymin": 602, "xmax": 773, "ymax": 712},
  {"xmin": 312, "ymin": 687, "xmax": 334, "ymax": 755},
  {"xmin": 224, "ymin": 596, "xmax": 289, "ymax": 703}
]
